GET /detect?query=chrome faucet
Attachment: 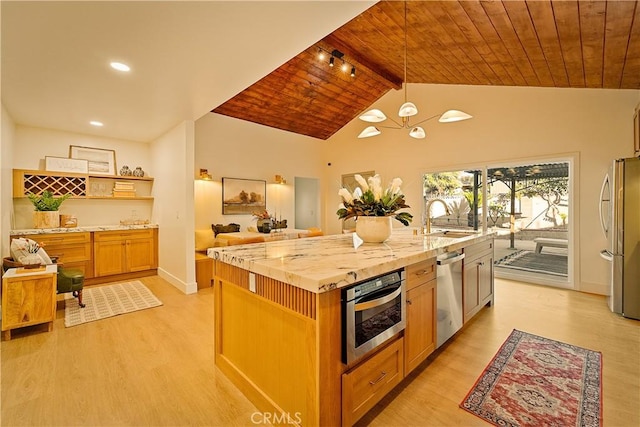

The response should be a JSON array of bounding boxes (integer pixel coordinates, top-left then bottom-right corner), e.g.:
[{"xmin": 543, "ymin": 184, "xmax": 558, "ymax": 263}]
[{"xmin": 424, "ymin": 198, "xmax": 451, "ymax": 234}]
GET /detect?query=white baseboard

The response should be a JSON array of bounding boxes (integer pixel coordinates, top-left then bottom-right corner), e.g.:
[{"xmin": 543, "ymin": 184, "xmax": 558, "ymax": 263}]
[
  {"xmin": 157, "ymin": 268, "xmax": 198, "ymax": 295},
  {"xmin": 577, "ymin": 281, "xmax": 608, "ymax": 296}
]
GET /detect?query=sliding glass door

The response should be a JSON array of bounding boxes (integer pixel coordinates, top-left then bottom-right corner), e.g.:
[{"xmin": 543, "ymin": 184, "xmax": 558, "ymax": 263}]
[{"xmin": 424, "ymin": 158, "xmax": 573, "ymax": 289}]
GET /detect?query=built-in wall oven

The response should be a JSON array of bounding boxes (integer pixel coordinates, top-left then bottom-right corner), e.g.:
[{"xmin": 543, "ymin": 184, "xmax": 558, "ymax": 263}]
[{"xmin": 342, "ymin": 270, "xmax": 406, "ymax": 364}]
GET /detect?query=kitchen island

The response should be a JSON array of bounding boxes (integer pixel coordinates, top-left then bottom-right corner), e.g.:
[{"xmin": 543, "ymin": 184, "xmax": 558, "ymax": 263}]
[{"xmin": 209, "ymin": 230, "xmax": 494, "ymax": 426}]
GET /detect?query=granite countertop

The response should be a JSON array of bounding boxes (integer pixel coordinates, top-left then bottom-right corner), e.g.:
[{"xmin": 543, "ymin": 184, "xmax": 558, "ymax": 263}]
[
  {"xmin": 10, "ymin": 224, "xmax": 159, "ymax": 235},
  {"xmin": 209, "ymin": 229, "xmax": 495, "ymax": 293}
]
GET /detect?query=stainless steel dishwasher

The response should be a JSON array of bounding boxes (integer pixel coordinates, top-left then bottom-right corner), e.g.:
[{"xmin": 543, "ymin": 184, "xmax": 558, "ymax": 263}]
[{"xmin": 436, "ymin": 250, "xmax": 465, "ymax": 348}]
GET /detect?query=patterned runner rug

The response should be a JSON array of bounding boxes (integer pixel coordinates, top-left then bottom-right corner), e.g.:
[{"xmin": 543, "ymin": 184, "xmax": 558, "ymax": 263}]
[
  {"xmin": 460, "ymin": 329, "xmax": 602, "ymax": 427},
  {"xmin": 65, "ymin": 280, "xmax": 162, "ymax": 327},
  {"xmin": 495, "ymin": 250, "xmax": 568, "ymax": 277}
]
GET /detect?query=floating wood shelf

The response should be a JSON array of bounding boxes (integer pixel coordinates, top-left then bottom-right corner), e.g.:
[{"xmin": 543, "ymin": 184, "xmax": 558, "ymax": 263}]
[{"xmin": 13, "ymin": 169, "xmax": 154, "ymax": 200}]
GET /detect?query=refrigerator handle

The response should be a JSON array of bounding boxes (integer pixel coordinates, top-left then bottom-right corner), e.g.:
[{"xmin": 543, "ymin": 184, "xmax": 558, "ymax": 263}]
[
  {"xmin": 599, "ymin": 249, "xmax": 613, "ymax": 261},
  {"xmin": 599, "ymin": 173, "xmax": 609, "ymax": 235}
]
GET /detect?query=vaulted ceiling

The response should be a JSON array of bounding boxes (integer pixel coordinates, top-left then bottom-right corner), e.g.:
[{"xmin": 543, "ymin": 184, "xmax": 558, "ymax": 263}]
[{"xmin": 213, "ymin": 0, "xmax": 640, "ymax": 140}]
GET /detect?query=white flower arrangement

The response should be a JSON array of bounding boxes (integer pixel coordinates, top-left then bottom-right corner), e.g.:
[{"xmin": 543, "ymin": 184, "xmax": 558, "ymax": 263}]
[{"xmin": 337, "ymin": 174, "xmax": 413, "ymax": 226}]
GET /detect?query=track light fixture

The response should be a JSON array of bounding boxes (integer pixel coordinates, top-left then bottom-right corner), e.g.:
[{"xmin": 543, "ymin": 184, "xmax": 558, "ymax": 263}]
[{"xmin": 316, "ymin": 47, "xmax": 356, "ymax": 78}]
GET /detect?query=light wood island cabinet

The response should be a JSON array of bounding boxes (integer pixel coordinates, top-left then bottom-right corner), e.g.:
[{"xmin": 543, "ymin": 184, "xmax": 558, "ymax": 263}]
[
  {"xmin": 404, "ymin": 258, "xmax": 437, "ymax": 375},
  {"xmin": 463, "ymin": 239, "xmax": 494, "ymax": 323},
  {"xmin": 94, "ymin": 229, "xmax": 157, "ymax": 277},
  {"xmin": 212, "ymin": 233, "xmax": 495, "ymax": 426},
  {"xmin": 341, "ymin": 337, "xmax": 404, "ymax": 427}
]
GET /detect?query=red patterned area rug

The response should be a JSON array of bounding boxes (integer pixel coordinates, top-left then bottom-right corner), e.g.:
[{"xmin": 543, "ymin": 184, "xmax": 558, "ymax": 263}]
[{"xmin": 460, "ymin": 329, "xmax": 602, "ymax": 427}]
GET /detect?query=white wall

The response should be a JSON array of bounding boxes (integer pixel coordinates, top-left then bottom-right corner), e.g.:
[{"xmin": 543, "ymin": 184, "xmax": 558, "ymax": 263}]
[
  {"xmin": 1, "ymin": 104, "xmax": 16, "ymax": 258},
  {"xmin": 322, "ymin": 84, "xmax": 640, "ymax": 294},
  {"xmin": 151, "ymin": 120, "xmax": 196, "ymax": 294},
  {"xmin": 11, "ymin": 126, "xmax": 153, "ymax": 229},
  {"xmin": 194, "ymin": 113, "xmax": 324, "ymax": 232}
]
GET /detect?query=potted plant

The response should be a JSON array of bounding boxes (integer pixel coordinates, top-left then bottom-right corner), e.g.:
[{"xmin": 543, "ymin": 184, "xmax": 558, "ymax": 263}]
[
  {"xmin": 27, "ymin": 190, "xmax": 72, "ymax": 229},
  {"xmin": 337, "ymin": 174, "xmax": 413, "ymax": 243}
]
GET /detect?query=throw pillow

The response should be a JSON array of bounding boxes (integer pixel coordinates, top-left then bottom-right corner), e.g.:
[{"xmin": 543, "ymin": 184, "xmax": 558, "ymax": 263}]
[
  {"xmin": 195, "ymin": 229, "xmax": 217, "ymax": 252},
  {"xmin": 212, "ymin": 223, "xmax": 241, "ymax": 236}
]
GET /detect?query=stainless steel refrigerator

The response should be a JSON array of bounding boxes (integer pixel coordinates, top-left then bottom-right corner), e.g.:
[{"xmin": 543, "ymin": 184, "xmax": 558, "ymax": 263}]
[{"xmin": 599, "ymin": 157, "xmax": 640, "ymax": 319}]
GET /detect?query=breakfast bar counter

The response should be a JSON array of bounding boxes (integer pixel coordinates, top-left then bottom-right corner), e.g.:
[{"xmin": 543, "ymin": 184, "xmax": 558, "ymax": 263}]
[
  {"xmin": 210, "ymin": 230, "xmax": 495, "ymax": 426},
  {"xmin": 209, "ymin": 230, "xmax": 493, "ymax": 293}
]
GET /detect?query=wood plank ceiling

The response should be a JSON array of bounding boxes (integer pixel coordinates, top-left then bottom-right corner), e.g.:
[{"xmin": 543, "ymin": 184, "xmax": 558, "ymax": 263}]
[{"xmin": 213, "ymin": 0, "xmax": 640, "ymax": 140}]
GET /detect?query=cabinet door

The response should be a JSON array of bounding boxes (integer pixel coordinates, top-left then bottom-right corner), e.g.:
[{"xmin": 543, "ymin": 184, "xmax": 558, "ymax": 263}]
[
  {"xmin": 94, "ymin": 240, "xmax": 125, "ymax": 276},
  {"xmin": 478, "ymin": 253, "xmax": 494, "ymax": 304},
  {"xmin": 126, "ymin": 238, "xmax": 155, "ymax": 272},
  {"xmin": 404, "ymin": 279, "xmax": 436, "ymax": 375},
  {"xmin": 2, "ymin": 276, "xmax": 56, "ymax": 330},
  {"xmin": 463, "ymin": 261, "xmax": 480, "ymax": 322}
]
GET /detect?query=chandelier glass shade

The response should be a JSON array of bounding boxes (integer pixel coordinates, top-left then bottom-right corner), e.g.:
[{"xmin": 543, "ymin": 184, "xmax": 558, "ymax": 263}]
[{"xmin": 357, "ymin": 2, "xmax": 472, "ymax": 139}]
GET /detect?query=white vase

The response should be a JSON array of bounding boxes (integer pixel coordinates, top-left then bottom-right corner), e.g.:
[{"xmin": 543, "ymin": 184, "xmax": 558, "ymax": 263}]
[{"xmin": 355, "ymin": 216, "xmax": 392, "ymax": 243}]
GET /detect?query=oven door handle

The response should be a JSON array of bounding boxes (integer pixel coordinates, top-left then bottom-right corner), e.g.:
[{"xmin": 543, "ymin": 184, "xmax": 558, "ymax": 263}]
[{"xmin": 354, "ymin": 286, "xmax": 402, "ymax": 311}]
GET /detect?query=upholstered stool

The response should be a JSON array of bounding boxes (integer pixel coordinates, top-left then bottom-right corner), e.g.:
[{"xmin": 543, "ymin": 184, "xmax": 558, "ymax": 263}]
[{"xmin": 57, "ymin": 268, "xmax": 85, "ymax": 308}]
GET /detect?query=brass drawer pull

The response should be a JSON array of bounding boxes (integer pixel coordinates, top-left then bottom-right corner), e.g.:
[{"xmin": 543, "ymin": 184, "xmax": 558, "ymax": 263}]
[
  {"xmin": 415, "ymin": 269, "xmax": 430, "ymax": 276},
  {"xmin": 369, "ymin": 371, "xmax": 387, "ymax": 385}
]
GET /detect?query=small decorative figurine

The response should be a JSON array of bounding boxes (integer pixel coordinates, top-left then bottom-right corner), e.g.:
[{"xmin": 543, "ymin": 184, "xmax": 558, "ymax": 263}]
[
  {"xmin": 133, "ymin": 166, "xmax": 145, "ymax": 177},
  {"xmin": 120, "ymin": 165, "xmax": 132, "ymax": 176}
]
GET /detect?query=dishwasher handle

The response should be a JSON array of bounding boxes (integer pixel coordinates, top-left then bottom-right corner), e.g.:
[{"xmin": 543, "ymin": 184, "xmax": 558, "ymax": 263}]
[{"xmin": 437, "ymin": 253, "xmax": 465, "ymax": 266}]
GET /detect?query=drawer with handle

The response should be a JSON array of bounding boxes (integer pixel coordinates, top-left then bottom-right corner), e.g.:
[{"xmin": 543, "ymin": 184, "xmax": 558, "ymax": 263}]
[
  {"xmin": 405, "ymin": 258, "xmax": 436, "ymax": 290},
  {"xmin": 342, "ymin": 337, "xmax": 404, "ymax": 426}
]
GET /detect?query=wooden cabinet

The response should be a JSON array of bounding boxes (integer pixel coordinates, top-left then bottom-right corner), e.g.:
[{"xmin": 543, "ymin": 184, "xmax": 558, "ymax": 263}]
[
  {"xmin": 11, "ymin": 232, "xmax": 93, "ymax": 278},
  {"xmin": 342, "ymin": 337, "xmax": 404, "ymax": 427},
  {"xmin": 404, "ymin": 258, "xmax": 437, "ymax": 375},
  {"xmin": 195, "ymin": 252, "xmax": 213, "ymax": 289},
  {"xmin": 94, "ymin": 229, "xmax": 157, "ymax": 277},
  {"xmin": 463, "ymin": 240, "xmax": 494, "ymax": 323},
  {"xmin": 13, "ymin": 169, "xmax": 154, "ymax": 200},
  {"xmin": 2, "ymin": 266, "xmax": 57, "ymax": 340}
]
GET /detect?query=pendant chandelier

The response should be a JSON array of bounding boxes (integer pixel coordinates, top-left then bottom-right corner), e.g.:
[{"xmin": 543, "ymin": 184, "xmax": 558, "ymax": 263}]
[{"xmin": 358, "ymin": 2, "xmax": 472, "ymax": 139}]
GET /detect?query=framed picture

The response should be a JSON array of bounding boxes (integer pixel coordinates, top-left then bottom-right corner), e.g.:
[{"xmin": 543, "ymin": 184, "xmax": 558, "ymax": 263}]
[
  {"xmin": 45, "ymin": 156, "xmax": 89, "ymax": 174},
  {"xmin": 69, "ymin": 145, "xmax": 117, "ymax": 175},
  {"xmin": 222, "ymin": 177, "xmax": 266, "ymax": 215}
]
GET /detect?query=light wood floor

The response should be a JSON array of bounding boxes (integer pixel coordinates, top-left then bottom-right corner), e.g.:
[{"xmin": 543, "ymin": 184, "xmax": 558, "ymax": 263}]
[{"xmin": 1, "ymin": 276, "xmax": 638, "ymax": 426}]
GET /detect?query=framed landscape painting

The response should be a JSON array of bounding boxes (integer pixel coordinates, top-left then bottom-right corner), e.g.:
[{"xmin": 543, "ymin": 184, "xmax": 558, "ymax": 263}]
[
  {"xmin": 69, "ymin": 145, "xmax": 117, "ymax": 175},
  {"xmin": 222, "ymin": 177, "xmax": 266, "ymax": 215}
]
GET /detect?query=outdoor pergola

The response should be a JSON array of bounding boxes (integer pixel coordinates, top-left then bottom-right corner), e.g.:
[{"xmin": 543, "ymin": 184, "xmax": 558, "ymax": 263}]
[{"xmin": 466, "ymin": 163, "xmax": 570, "ymax": 248}]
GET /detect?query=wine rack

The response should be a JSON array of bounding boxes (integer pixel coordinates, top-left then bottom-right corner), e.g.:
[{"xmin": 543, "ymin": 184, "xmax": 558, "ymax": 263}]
[
  {"xmin": 14, "ymin": 170, "xmax": 87, "ymax": 197},
  {"xmin": 13, "ymin": 169, "xmax": 154, "ymax": 200}
]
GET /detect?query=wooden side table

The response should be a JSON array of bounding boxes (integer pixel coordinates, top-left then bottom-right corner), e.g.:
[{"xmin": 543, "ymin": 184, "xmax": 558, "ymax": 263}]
[
  {"xmin": 195, "ymin": 252, "xmax": 213, "ymax": 290},
  {"xmin": 1, "ymin": 265, "xmax": 57, "ymax": 340}
]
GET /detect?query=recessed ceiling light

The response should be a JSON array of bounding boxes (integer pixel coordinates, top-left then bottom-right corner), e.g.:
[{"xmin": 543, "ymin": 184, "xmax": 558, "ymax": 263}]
[
  {"xmin": 90, "ymin": 121, "xmax": 104, "ymax": 127},
  {"xmin": 110, "ymin": 62, "xmax": 130, "ymax": 72}
]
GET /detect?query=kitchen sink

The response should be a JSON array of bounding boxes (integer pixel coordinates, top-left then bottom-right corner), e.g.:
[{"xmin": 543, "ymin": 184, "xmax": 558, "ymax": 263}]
[{"xmin": 429, "ymin": 230, "xmax": 478, "ymax": 239}]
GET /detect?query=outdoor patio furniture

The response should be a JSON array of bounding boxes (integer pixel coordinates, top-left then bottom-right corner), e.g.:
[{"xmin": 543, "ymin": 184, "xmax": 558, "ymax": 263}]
[{"xmin": 534, "ymin": 237, "xmax": 568, "ymax": 253}]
